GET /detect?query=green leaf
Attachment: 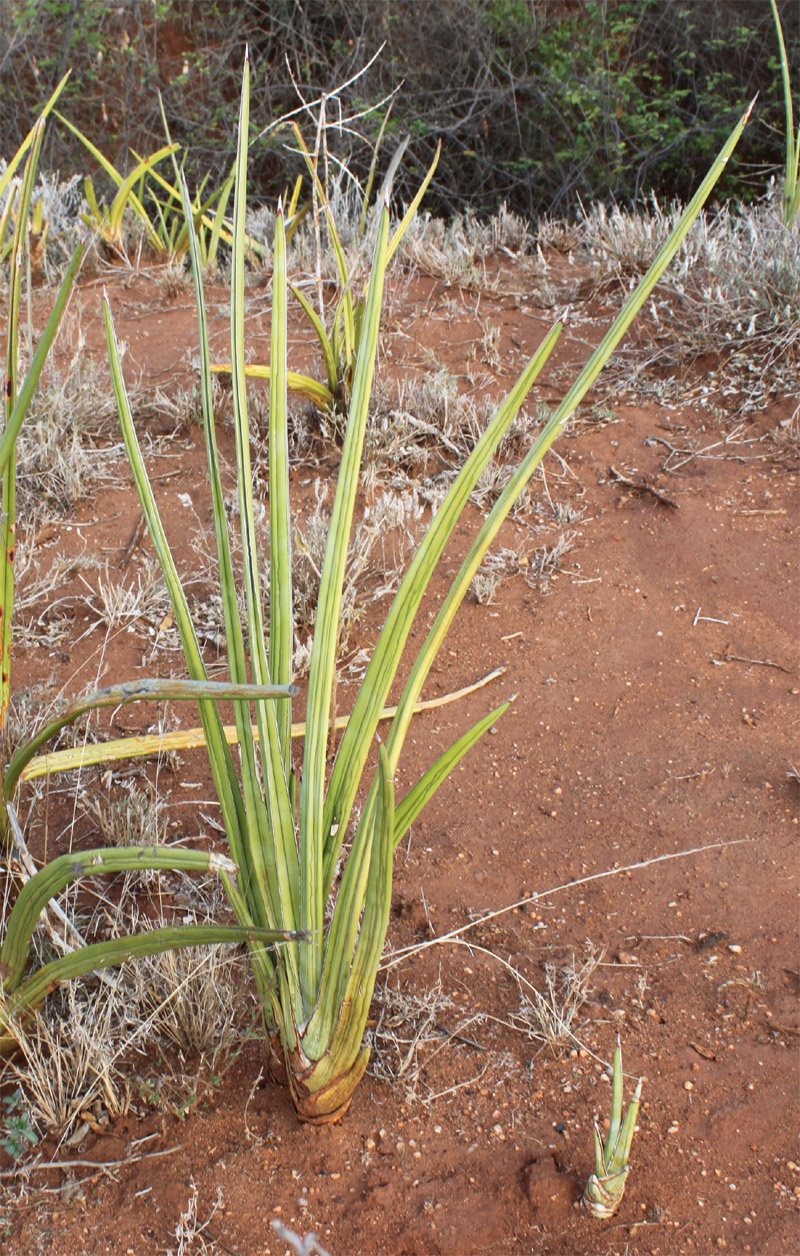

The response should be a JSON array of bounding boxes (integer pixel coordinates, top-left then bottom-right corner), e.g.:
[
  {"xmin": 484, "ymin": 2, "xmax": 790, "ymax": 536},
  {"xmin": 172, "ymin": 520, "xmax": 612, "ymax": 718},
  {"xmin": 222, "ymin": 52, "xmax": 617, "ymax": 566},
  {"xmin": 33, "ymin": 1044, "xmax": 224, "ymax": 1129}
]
[
  {"xmin": 0, "ymin": 248, "xmax": 83, "ymax": 480},
  {"xmin": 1, "ymin": 845, "xmax": 244, "ymax": 991},
  {"xmin": 322, "ymin": 324, "xmax": 561, "ymax": 885},
  {"xmin": 104, "ymin": 300, "xmax": 252, "ymax": 891},
  {"xmin": 298, "ymin": 202, "xmax": 390, "ymax": 1004},
  {"xmin": 381, "ymin": 98, "xmax": 757, "ymax": 794},
  {"xmin": 393, "ymin": 702, "xmax": 509, "ymax": 846},
  {"xmin": 269, "ymin": 206, "xmax": 293, "ymax": 761},
  {"xmin": 0, "ymin": 71, "xmax": 71, "ymax": 205},
  {"xmin": 290, "ymin": 285, "xmax": 339, "ymax": 398},
  {"xmin": 304, "ymin": 744, "xmax": 394, "ymax": 1069},
  {"xmin": 2, "ymin": 922, "xmax": 302, "ymax": 1035},
  {"xmin": 229, "ymin": 55, "xmax": 299, "ymax": 963},
  {"xmin": 386, "ymin": 139, "xmax": 441, "ymax": 265},
  {"xmin": 2, "ymin": 117, "xmax": 46, "ymax": 731},
  {"xmin": 178, "ymin": 166, "xmax": 274, "ymax": 932}
]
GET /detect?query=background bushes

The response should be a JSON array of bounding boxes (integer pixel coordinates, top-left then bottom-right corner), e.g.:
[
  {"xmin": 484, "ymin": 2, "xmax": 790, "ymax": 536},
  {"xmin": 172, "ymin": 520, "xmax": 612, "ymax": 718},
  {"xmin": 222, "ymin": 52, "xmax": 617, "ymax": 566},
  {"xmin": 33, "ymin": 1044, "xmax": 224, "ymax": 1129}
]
[{"xmin": 1, "ymin": 0, "xmax": 798, "ymax": 217}]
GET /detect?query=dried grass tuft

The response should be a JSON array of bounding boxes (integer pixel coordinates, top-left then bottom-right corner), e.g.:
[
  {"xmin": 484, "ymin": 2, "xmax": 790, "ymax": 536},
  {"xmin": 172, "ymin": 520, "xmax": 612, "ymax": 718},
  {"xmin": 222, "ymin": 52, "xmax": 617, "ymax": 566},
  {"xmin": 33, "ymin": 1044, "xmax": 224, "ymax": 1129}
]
[{"xmin": 511, "ymin": 945, "xmax": 604, "ymax": 1053}]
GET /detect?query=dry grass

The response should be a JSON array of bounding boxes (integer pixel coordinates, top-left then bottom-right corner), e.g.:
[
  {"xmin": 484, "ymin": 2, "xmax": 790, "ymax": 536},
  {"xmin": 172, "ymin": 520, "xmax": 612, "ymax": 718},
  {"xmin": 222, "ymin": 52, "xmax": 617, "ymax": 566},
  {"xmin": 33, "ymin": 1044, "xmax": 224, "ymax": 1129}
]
[
  {"xmin": 131, "ymin": 943, "xmax": 249, "ymax": 1061},
  {"xmin": 85, "ymin": 782, "xmax": 167, "ymax": 848},
  {"xmin": 0, "ymin": 165, "xmax": 85, "ymax": 283},
  {"xmin": 511, "ymin": 945, "xmax": 604, "ymax": 1054},
  {"xmin": 401, "ymin": 203, "xmax": 534, "ymax": 285},
  {"xmin": 0, "ymin": 940, "xmax": 249, "ymax": 1153},
  {"xmin": 575, "ymin": 188, "xmax": 800, "ymax": 408},
  {"xmin": 77, "ymin": 559, "xmax": 172, "ymax": 638},
  {"xmin": 361, "ymin": 370, "xmax": 543, "ymax": 511},
  {"xmin": 1, "ymin": 800, "xmax": 250, "ymax": 1160},
  {"xmin": 15, "ymin": 347, "xmax": 125, "ymax": 516},
  {"xmin": 365, "ymin": 975, "xmax": 488, "ymax": 1105},
  {"xmin": 470, "ymin": 530, "xmax": 579, "ymax": 604},
  {"xmin": 289, "ymin": 481, "xmax": 422, "ymax": 669},
  {"xmin": 0, "ymin": 983, "xmax": 134, "ymax": 1146}
]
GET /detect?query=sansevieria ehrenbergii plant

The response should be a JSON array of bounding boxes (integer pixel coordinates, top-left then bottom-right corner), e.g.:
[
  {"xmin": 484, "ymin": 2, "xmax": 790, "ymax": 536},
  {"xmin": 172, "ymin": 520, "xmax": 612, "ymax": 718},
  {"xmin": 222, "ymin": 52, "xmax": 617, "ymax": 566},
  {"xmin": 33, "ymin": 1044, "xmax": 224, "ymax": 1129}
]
[
  {"xmin": 582, "ymin": 1043, "xmax": 642, "ymax": 1219},
  {"xmin": 99, "ymin": 58, "xmax": 754, "ymax": 1122}
]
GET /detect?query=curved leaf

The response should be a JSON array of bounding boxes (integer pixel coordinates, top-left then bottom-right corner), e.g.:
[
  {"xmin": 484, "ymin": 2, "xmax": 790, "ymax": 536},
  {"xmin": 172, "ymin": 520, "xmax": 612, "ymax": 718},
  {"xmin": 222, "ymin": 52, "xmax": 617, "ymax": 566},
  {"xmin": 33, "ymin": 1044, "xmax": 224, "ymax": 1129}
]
[
  {"xmin": 1, "ymin": 844, "xmax": 239, "ymax": 991},
  {"xmin": 4, "ymin": 677, "xmax": 296, "ymax": 801}
]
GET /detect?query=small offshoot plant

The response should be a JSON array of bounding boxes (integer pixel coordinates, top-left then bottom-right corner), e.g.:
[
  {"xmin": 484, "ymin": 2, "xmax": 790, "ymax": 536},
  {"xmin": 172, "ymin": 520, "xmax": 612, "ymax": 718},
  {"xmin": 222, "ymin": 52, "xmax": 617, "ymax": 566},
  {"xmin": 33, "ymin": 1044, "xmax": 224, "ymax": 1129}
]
[
  {"xmin": 56, "ymin": 96, "xmax": 299, "ymax": 268},
  {"xmin": 95, "ymin": 58, "xmax": 753, "ymax": 1123},
  {"xmin": 582, "ymin": 1043, "xmax": 642, "ymax": 1219},
  {"xmin": 213, "ymin": 125, "xmax": 440, "ymax": 412},
  {"xmin": 0, "ymin": 101, "xmax": 301, "ymax": 1056}
]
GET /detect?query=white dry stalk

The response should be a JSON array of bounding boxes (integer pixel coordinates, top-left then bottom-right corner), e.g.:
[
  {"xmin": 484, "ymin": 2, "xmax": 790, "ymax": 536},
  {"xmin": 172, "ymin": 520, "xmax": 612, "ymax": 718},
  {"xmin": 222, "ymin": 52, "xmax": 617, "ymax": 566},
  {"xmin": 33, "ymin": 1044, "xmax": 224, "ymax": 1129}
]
[
  {"xmin": 271, "ymin": 1222, "xmax": 333, "ymax": 1256},
  {"xmin": 168, "ymin": 1178, "xmax": 224, "ymax": 1256}
]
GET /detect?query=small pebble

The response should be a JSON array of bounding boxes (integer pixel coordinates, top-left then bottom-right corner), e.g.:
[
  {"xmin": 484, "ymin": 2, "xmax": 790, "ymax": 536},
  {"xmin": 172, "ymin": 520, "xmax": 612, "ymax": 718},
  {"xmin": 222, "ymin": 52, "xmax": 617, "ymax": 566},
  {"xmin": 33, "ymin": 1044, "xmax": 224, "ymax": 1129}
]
[
  {"xmin": 684, "ymin": 1081, "xmax": 694, "ymax": 1091},
  {"xmin": 728, "ymin": 944, "xmax": 742, "ymax": 954},
  {"xmin": 365, "ymin": 1138, "xmax": 376, "ymax": 1151}
]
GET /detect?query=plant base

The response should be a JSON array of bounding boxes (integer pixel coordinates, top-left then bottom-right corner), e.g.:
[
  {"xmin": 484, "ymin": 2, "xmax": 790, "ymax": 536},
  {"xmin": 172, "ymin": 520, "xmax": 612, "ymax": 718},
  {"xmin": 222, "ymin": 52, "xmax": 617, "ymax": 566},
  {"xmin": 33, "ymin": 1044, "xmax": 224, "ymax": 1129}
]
[
  {"xmin": 582, "ymin": 1167, "xmax": 630, "ymax": 1219},
  {"xmin": 269, "ymin": 1033, "xmax": 370, "ymax": 1124}
]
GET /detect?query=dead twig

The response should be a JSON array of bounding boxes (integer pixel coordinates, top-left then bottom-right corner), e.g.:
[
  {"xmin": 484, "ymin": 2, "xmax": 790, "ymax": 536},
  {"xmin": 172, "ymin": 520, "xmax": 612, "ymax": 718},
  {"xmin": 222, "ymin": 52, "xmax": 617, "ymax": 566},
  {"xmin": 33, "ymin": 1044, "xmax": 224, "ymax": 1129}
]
[
  {"xmin": 118, "ymin": 512, "xmax": 145, "ymax": 570},
  {"xmin": 0, "ymin": 1144, "xmax": 182, "ymax": 1180},
  {"xmin": 608, "ymin": 465, "xmax": 678, "ymax": 508},
  {"xmin": 380, "ymin": 837, "xmax": 752, "ymax": 972},
  {"xmin": 712, "ymin": 648, "xmax": 797, "ymax": 677}
]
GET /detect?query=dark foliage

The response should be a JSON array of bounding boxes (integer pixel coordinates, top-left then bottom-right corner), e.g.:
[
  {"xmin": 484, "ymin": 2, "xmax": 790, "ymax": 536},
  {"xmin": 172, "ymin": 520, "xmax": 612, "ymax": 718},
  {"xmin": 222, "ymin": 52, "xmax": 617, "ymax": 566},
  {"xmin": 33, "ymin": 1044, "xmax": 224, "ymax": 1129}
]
[{"xmin": 1, "ymin": 0, "xmax": 797, "ymax": 217}]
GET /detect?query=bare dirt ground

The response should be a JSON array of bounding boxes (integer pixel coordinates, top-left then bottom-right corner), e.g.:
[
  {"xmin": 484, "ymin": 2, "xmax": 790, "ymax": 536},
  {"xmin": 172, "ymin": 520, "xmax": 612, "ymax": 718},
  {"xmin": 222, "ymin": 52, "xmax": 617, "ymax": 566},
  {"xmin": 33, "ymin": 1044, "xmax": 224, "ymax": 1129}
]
[{"xmin": 1, "ymin": 250, "xmax": 798, "ymax": 1256}]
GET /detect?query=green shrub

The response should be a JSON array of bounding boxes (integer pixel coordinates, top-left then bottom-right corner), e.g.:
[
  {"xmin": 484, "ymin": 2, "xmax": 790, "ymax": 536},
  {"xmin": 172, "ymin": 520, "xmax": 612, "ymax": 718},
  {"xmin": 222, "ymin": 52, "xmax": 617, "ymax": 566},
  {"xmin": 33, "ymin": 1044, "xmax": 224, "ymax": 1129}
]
[{"xmin": 2, "ymin": 1, "xmax": 794, "ymax": 219}]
